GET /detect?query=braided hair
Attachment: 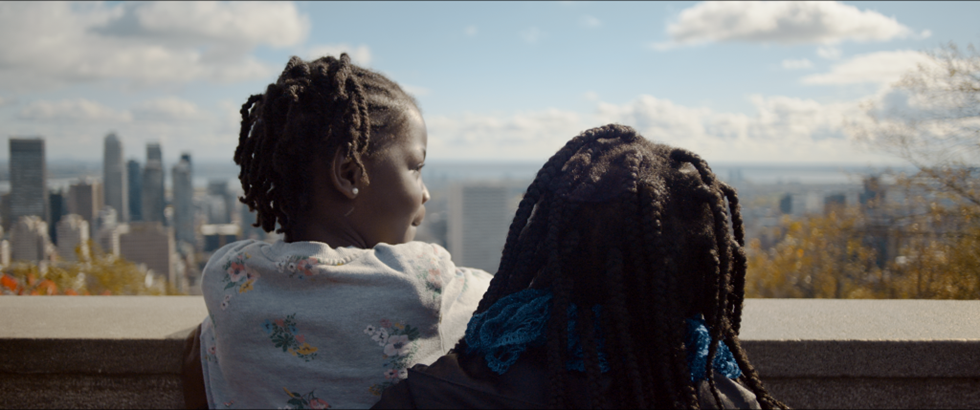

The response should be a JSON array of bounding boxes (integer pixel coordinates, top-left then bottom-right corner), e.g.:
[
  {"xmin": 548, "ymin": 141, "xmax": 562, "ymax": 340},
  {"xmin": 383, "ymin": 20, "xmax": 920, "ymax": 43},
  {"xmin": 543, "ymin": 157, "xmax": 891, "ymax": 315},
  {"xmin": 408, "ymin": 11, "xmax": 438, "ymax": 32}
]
[
  {"xmin": 456, "ymin": 124, "xmax": 787, "ymax": 409},
  {"xmin": 234, "ymin": 54, "xmax": 418, "ymax": 238}
]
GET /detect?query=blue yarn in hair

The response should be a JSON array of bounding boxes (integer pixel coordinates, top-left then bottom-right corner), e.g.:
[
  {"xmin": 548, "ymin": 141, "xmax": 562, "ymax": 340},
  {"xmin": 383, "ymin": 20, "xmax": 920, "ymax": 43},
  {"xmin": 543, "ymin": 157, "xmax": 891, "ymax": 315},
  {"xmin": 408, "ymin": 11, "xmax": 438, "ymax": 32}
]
[{"xmin": 465, "ymin": 288, "xmax": 741, "ymax": 382}]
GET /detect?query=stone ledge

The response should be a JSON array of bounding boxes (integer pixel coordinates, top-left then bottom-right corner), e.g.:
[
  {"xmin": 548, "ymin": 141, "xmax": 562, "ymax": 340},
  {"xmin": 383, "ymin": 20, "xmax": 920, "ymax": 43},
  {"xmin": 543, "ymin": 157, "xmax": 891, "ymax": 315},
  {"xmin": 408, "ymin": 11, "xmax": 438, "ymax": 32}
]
[{"xmin": 1, "ymin": 297, "xmax": 978, "ymax": 409}]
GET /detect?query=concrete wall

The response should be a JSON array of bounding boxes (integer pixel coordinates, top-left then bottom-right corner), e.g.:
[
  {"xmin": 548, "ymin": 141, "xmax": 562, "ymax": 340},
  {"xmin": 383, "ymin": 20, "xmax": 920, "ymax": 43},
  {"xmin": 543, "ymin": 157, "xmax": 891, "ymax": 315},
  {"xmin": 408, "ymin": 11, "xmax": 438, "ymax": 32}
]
[{"xmin": 0, "ymin": 297, "xmax": 978, "ymax": 409}]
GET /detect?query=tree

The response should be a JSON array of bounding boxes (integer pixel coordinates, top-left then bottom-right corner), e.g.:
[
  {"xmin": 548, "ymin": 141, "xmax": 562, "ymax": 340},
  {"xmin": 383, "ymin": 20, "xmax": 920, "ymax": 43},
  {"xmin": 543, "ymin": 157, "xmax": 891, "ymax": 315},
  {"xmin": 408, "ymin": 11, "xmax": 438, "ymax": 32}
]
[{"xmin": 853, "ymin": 41, "xmax": 980, "ymax": 212}]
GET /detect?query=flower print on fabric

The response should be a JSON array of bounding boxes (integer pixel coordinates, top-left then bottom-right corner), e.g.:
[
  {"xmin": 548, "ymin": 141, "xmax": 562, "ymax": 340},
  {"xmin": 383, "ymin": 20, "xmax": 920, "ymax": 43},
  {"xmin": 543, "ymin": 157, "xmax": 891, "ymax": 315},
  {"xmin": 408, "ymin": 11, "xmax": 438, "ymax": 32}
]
[
  {"xmin": 365, "ymin": 319, "xmax": 421, "ymax": 396},
  {"xmin": 277, "ymin": 255, "xmax": 346, "ymax": 279},
  {"xmin": 282, "ymin": 387, "xmax": 331, "ymax": 409},
  {"xmin": 220, "ymin": 252, "xmax": 259, "ymax": 300},
  {"xmin": 264, "ymin": 314, "xmax": 318, "ymax": 362}
]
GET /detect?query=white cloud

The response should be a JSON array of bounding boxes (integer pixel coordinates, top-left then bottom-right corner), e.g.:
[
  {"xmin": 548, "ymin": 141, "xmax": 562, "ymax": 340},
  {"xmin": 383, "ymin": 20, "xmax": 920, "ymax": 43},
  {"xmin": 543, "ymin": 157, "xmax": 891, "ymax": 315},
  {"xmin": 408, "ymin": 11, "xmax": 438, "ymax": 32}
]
[
  {"xmin": 520, "ymin": 27, "xmax": 545, "ymax": 44},
  {"xmin": 817, "ymin": 45, "xmax": 842, "ymax": 60},
  {"xmin": 583, "ymin": 91, "xmax": 599, "ymax": 101},
  {"xmin": 0, "ymin": 2, "xmax": 308, "ymax": 90},
  {"xmin": 582, "ymin": 15, "xmax": 602, "ymax": 28},
  {"xmin": 426, "ymin": 93, "xmax": 894, "ymax": 164},
  {"xmin": 306, "ymin": 44, "xmax": 372, "ymax": 66},
  {"xmin": 465, "ymin": 25, "xmax": 478, "ymax": 36},
  {"xmin": 782, "ymin": 59, "xmax": 814, "ymax": 70},
  {"xmin": 17, "ymin": 99, "xmax": 132, "ymax": 122},
  {"xmin": 658, "ymin": 1, "xmax": 913, "ymax": 49},
  {"xmin": 132, "ymin": 97, "xmax": 207, "ymax": 121},
  {"xmin": 802, "ymin": 50, "xmax": 932, "ymax": 85}
]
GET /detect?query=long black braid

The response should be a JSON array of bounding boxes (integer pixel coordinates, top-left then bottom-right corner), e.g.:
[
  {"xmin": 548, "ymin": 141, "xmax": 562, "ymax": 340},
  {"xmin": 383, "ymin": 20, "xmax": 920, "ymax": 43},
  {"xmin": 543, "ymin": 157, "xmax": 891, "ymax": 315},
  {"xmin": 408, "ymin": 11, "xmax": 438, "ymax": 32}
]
[
  {"xmin": 234, "ymin": 53, "xmax": 418, "ymax": 238},
  {"xmin": 455, "ymin": 124, "xmax": 787, "ymax": 409}
]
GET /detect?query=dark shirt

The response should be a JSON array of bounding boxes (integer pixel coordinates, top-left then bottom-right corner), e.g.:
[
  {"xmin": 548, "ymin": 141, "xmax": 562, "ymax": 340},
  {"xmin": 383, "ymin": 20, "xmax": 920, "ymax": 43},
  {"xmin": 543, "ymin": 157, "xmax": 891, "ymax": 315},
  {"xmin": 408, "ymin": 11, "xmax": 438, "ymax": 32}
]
[{"xmin": 372, "ymin": 351, "xmax": 761, "ymax": 409}]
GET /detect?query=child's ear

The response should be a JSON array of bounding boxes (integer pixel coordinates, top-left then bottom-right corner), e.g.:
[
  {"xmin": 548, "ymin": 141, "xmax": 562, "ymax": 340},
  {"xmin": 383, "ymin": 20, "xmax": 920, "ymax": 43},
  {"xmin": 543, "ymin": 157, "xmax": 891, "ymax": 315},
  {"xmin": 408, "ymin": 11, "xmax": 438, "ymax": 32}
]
[{"xmin": 329, "ymin": 147, "xmax": 364, "ymax": 200}]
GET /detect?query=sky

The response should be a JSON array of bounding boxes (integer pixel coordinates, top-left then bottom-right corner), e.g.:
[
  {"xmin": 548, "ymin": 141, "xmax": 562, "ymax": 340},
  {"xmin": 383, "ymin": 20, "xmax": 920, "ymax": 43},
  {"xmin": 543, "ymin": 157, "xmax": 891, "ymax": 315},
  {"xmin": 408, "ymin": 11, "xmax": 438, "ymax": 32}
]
[{"xmin": 0, "ymin": 1, "xmax": 977, "ymax": 166}]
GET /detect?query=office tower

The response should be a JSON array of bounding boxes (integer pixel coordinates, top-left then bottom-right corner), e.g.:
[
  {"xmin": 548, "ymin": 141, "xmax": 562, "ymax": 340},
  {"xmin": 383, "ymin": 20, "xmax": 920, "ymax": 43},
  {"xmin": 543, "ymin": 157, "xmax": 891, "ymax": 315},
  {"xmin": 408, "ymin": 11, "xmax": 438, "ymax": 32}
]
[
  {"xmin": 206, "ymin": 180, "xmax": 233, "ymax": 224},
  {"xmin": 201, "ymin": 224, "xmax": 241, "ymax": 252},
  {"xmin": 127, "ymin": 160, "xmax": 142, "ymax": 221},
  {"xmin": 11, "ymin": 215, "xmax": 51, "ymax": 262},
  {"xmin": 141, "ymin": 144, "xmax": 165, "ymax": 223},
  {"xmin": 447, "ymin": 184, "xmax": 511, "ymax": 273},
  {"xmin": 56, "ymin": 214, "xmax": 89, "ymax": 262},
  {"xmin": 172, "ymin": 154, "xmax": 194, "ymax": 245},
  {"xmin": 67, "ymin": 178, "xmax": 103, "ymax": 227},
  {"xmin": 147, "ymin": 143, "xmax": 162, "ymax": 163},
  {"xmin": 48, "ymin": 189, "xmax": 65, "ymax": 245},
  {"xmin": 9, "ymin": 138, "xmax": 48, "ymax": 225},
  {"xmin": 103, "ymin": 133, "xmax": 129, "ymax": 222},
  {"xmin": 94, "ymin": 207, "xmax": 120, "ymax": 256},
  {"xmin": 120, "ymin": 221, "xmax": 175, "ymax": 289}
]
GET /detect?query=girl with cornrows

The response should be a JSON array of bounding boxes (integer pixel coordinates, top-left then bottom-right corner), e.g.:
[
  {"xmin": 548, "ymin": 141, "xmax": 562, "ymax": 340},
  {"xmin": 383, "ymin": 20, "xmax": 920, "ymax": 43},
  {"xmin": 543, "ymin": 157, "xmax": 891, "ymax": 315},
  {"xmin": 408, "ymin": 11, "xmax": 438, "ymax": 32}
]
[
  {"xmin": 184, "ymin": 54, "xmax": 491, "ymax": 409},
  {"xmin": 373, "ymin": 124, "xmax": 787, "ymax": 409}
]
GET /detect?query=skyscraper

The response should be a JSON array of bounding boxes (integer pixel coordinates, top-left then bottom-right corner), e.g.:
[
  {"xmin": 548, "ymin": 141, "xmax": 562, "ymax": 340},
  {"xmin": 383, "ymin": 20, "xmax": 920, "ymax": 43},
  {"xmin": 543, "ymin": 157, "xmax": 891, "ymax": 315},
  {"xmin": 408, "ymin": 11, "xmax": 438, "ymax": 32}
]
[
  {"xmin": 9, "ymin": 138, "xmax": 48, "ymax": 225},
  {"xmin": 120, "ymin": 221, "xmax": 176, "ymax": 290},
  {"xmin": 11, "ymin": 215, "xmax": 51, "ymax": 262},
  {"xmin": 141, "ymin": 143, "xmax": 165, "ymax": 223},
  {"xmin": 103, "ymin": 133, "xmax": 129, "ymax": 222},
  {"xmin": 67, "ymin": 178, "xmax": 103, "ymax": 227},
  {"xmin": 56, "ymin": 214, "xmax": 89, "ymax": 262},
  {"xmin": 172, "ymin": 153, "xmax": 194, "ymax": 245},
  {"xmin": 127, "ymin": 160, "xmax": 142, "ymax": 221}
]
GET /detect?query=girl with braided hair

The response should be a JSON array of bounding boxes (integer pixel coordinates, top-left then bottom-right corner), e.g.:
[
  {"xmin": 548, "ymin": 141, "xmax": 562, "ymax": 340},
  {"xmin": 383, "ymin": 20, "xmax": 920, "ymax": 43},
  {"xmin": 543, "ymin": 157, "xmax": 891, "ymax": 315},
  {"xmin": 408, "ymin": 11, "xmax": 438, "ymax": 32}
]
[
  {"xmin": 183, "ymin": 54, "xmax": 491, "ymax": 409},
  {"xmin": 373, "ymin": 124, "xmax": 787, "ymax": 409}
]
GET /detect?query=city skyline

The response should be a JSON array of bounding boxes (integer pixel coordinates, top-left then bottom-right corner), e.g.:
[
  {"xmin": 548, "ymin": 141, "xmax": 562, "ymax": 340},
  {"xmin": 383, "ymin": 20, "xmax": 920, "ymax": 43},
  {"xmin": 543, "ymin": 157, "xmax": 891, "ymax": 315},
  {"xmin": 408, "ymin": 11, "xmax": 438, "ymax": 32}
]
[{"xmin": 0, "ymin": 2, "xmax": 978, "ymax": 166}]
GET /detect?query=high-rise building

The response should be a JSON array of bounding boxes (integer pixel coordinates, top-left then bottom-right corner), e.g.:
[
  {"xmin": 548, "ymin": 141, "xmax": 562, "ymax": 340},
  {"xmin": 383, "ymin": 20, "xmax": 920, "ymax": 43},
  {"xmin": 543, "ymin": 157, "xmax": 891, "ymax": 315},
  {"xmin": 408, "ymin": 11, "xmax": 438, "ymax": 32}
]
[
  {"xmin": 11, "ymin": 215, "xmax": 51, "ymax": 262},
  {"xmin": 9, "ymin": 138, "xmax": 48, "ymax": 225},
  {"xmin": 120, "ymin": 221, "xmax": 176, "ymax": 289},
  {"xmin": 141, "ymin": 143, "xmax": 165, "ymax": 223},
  {"xmin": 103, "ymin": 133, "xmax": 129, "ymax": 222},
  {"xmin": 68, "ymin": 178, "xmax": 103, "ymax": 227},
  {"xmin": 172, "ymin": 154, "xmax": 194, "ymax": 246},
  {"xmin": 447, "ymin": 184, "xmax": 511, "ymax": 273},
  {"xmin": 147, "ymin": 143, "xmax": 162, "ymax": 163},
  {"xmin": 56, "ymin": 214, "xmax": 89, "ymax": 262},
  {"xmin": 127, "ymin": 160, "xmax": 142, "ymax": 221},
  {"xmin": 48, "ymin": 189, "xmax": 65, "ymax": 245},
  {"xmin": 206, "ymin": 180, "xmax": 234, "ymax": 224}
]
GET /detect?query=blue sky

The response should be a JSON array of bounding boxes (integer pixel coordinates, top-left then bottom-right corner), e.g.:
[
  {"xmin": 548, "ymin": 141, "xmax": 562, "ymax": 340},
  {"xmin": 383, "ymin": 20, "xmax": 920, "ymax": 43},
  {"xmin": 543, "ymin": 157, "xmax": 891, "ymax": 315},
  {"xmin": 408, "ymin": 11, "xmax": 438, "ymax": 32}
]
[{"xmin": 0, "ymin": 1, "xmax": 977, "ymax": 165}]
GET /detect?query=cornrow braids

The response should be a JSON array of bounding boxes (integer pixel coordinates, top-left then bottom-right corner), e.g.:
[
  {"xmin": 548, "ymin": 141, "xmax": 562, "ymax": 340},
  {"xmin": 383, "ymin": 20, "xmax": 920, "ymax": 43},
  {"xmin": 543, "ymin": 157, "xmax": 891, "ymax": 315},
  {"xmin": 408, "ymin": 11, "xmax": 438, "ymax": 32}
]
[
  {"xmin": 234, "ymin": 54, "xmax": 418, "ymax": 238},
  {"xmin": 461, "ymin": 124, "xmax": 787, "ymax": 409}
]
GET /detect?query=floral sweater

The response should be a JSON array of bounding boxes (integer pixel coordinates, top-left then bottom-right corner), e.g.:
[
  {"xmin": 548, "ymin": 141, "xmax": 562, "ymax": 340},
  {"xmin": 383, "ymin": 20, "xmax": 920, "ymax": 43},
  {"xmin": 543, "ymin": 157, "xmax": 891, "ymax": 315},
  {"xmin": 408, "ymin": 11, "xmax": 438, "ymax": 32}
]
[{"xmin": 199, "ymin": 239, "xmax": 492, "ymax": 409}]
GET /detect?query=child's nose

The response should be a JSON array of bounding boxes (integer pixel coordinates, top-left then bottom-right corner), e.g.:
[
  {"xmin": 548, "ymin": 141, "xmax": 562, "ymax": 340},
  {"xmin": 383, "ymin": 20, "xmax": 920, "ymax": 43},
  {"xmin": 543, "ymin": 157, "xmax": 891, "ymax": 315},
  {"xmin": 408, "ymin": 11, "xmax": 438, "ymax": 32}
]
[{"xmin": 421, "ymin": 181, "xmax": 430, "ymax": 204}]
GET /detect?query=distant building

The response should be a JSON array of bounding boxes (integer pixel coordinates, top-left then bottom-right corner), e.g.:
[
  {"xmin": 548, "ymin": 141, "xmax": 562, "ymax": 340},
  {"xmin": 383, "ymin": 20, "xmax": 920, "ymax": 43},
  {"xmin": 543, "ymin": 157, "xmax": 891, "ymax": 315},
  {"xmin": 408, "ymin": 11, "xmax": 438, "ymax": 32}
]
[
  {"xmin": 172, "ymin": 154, "xmax": 194, "ymax": 246},
  {"xmin": 141, "ymin": 144, "xmax": 165, "ymax": 223},
  {"xmin": 56, "ymin": 214, "xmax": 89, "ymax": 262},
  {"xmin": 48, "ymin": 189, "xmax": 66, "ymax": 245},
  {"xmin": 448, "ymin": 184, "xmax": 511, "ymax": 273},
  {"xmin": 127, "ymin": 160, "xmax": 143, "ymax": 221},
  {"xmin": 120, "ymin": 221, "xmax": 175, "ymax": 288},
  {"xmin": 68, "ymin": 178, "xmax": 103, "ymax": 227},
  {"xmin": 11, "ymin": 215, "xmax": 52, "ymax": 262},
  {"xmin": 103, "ymin": 133, "xmax": 129, "ymax": 222},
  {"xmin": 206, "ymin": 180, "xmax": 234, "ymax": 224},
  {"xmin": 201, "ymin": 224, "xmax": 240, "ymax": 252},
  {"xmin": 94, "ymin": 207, "xmax": 120, "ymax": 255},
  {"xmin": 824, "ymin": 193, "xmax": 847, "ymax": 215},
  {"xmin": 9, "ymin": 138, "xmax": 49, "ymax": 225}
]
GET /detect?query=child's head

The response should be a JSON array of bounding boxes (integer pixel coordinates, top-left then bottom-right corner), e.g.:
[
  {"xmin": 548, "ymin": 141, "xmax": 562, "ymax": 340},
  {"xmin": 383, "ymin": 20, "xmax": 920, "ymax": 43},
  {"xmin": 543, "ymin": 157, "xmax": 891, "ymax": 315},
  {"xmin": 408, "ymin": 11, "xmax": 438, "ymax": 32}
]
[
  {"xmin": 235, "ymin": 54, "xmax": 428, "ymax": 246},
  {"xmin": 468, "ymin": 124, "xmax": 782, "ymax": 408}
]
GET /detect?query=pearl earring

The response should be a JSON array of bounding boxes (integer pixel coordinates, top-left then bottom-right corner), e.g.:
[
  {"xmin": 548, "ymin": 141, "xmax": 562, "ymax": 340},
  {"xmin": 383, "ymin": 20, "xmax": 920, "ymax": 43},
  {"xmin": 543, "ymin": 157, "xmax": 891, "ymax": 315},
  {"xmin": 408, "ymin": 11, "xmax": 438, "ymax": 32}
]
[{"xmin": 352, "ymin": 187, "xmax": 359, "ymax": 196}]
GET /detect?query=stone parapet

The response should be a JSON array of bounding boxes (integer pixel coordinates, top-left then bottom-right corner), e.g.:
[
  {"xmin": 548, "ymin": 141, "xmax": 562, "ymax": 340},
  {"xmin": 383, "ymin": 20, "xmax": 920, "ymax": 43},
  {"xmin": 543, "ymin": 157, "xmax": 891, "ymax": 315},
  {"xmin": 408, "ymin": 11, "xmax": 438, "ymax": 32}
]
[{"xmin": 0, "ymin": 297, "xmax": 978, "ymax": 409}]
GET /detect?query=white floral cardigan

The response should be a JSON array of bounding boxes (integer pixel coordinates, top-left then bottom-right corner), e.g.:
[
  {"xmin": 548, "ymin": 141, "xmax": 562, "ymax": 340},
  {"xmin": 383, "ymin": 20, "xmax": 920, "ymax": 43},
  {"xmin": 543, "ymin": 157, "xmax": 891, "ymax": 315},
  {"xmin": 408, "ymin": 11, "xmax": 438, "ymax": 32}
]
[{"xmin": 199, "ymin": 239, "xmax": 491, "ymax": 409}]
